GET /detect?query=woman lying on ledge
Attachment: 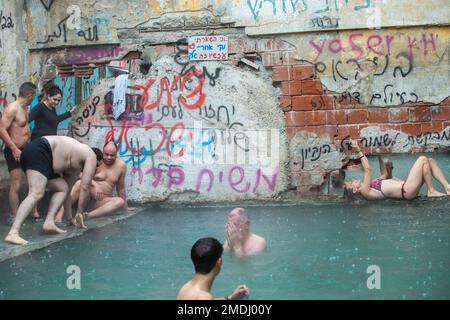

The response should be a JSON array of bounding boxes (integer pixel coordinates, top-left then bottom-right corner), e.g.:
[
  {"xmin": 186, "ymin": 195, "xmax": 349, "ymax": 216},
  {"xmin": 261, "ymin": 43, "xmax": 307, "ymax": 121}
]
[{"xmin": 345, "ymin": 140, "xmax": 450, "ymax": 200}]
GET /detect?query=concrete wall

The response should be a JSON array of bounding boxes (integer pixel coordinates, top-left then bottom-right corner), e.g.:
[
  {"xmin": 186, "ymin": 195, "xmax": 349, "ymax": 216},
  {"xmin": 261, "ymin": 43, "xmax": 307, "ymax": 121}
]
[
  {"xmin": 72, "ymin": 55, "xmax": 289, "ymax": 202},
  {"xmin": 0, "ymin": 0, "xmax": 448, "ymax": 202}
]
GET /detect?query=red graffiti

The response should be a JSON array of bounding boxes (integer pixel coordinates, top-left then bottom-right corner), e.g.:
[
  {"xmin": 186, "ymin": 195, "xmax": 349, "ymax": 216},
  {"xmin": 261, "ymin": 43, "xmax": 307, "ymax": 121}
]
[{"xmin": 134, "ymin": 68, "xmax": 206, "ymax": 111}]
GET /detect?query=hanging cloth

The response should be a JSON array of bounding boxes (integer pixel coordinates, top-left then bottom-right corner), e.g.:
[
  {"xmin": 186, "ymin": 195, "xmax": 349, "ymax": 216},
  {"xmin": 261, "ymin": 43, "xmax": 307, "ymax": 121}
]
[{"xmin": 113, "ymin": 74, "xmax": 128, "ymax": 120}]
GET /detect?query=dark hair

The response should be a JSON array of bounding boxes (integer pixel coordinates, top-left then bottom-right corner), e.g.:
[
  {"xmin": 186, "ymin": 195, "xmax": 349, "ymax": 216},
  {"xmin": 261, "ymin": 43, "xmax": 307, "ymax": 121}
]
[
  {"xmin": 47, "ymin": 86, "xmax": 63, "ymax": 97},
  {"xmin": 191, "ymin": 237, "xmax": 223, "ymax": 274},
  {"xmin": 103, "ymin": 140, "xmax": 118, "ymax": 151},
  {"xmin": 18, "ymin": 82, "xmax": 37, "ymax": 98},
  {"xmin": 91, "ymin": 147, "xmax": 103, "ymax": 162}
]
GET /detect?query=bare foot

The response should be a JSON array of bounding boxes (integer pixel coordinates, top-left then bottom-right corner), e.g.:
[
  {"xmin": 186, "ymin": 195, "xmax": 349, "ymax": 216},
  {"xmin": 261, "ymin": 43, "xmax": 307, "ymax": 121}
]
[
  {"xmin": 54, "ymin": 217, "xmax": 62, "ymax": 224},
  {"xmin": 75, "ymin": 213, "xmax": 87, "ymax": 229},
  {"xmin": 446, "ymin": 186, "xmax": 450, "ymax": 196},
  {"xmin": 43, "ymin": 222, "xmax": 67, "ymax": 234},
  {"xmin": 427, "ymin": 190, "xmax": 448, "ymax": 198},
  {"xmin": 5, "ymin": 233, "xmax": 28, "ymax": 245}
]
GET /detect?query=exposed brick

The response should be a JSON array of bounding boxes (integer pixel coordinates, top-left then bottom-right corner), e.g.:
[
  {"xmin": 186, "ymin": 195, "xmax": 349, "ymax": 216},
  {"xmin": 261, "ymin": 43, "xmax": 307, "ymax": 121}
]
[
  {"xmin": 281, "ymin": 81, "xmax": 291, "ymax": 95},
  {"xmin": 305, "ymin": 111, "xmax": 327, "ymax": 126},
  {"xmin": 262, "ymin": 51, "xmax": 284, "ymax": 67},
  {"xmin": 282, "ymin": 51, "xmax": 301, "ymax": 65},
  {"xmin": 347, "ymin": 109, "xmax": 368, "ymax": 124},
  {"xmin": 431, "ymin": 105, "xmax": 450, "ymax": 121},
  {"xmin": 292, "ymin": 95, "xmax": 333, "ymax": 111},
  {"xmin": 338, "ymin": 125, "xmax": 360, "ymax": 139},
  {"xmin": 286, "ymin": 127, "xmax": 301, "ymax": 140},
  {"xmin": 401, "ymin": 123, "xmax": 422, "ymax": 136},
  {"xmin": 410, "ymin": 106, "xmax": 431, "ymax": 122},
  {"xmin": 289, "ymin": 81, "xmax": 302, "ymax": 95},
  {"xmin": 421, "ymin": 122, "xmax": 443, "ymax": 133},
  {"xmin": 368, "ymin": 108, "xmax": 389, "ymax": 123},
  {"xmin": 378, "ymin": 124, "xmax": 401, "ymax": 131},
  {"xmin": 279, "ymin": 96, "xmax": 292, "ymax": 112},
  {"xmin": 292, "ymin": 65, "xmax": 315, "ymax": 81},
  {"xmin": 327, "ymin": 110, "xmax": 347, "ymax": 125},
  {"xmin": 302, "ymin": 125, "xmax": 338, "ymax": 139},
  {"xmin": 333, "ymin": 93, "xmax": 359, "ymax": 109},
  {"xmin": 301, "ymin": 80, "xmax": 323, "ymax": 95},
  {"xmin": 439, "ymin": 97, "xmax": 450, "ymax": 106},
  {"xmin": 228, "ymin": 38, "xmax": 256, "ymax": 54},
  {"xmin": 285, "ymin": 111, "xmax": 307, "ymax": 127},
  {"xmin": 389, "ymin": 107, "xmax": 409, "ymax": 123},
  {"xmin": 272, "ymin": 66, "xmax": 291, "ymax": 81},
  {"xmin": 292, "ymin": 96, "xmax": 313, "ymax": 111},
  {"xmin": 257, "ymin": 39, "xmax": 296, "ymax": 52}
]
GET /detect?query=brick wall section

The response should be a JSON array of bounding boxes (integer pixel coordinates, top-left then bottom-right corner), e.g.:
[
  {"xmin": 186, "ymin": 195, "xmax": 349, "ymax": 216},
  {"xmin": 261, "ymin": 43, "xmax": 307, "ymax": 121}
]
[{"xmin": 256, "ymin": 38, "xmax": 450, "ymax": 196}]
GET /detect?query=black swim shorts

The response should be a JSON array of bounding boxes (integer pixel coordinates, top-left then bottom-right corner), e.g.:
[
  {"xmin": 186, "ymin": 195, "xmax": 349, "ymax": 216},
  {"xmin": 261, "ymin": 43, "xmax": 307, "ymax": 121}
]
[
  {"xmin": 3, "ymin": 147, "xmax": 22, "ymax": 172},
  {"xmin": 20, "ymin": 137, "xmax": 60, "ymax": 180}
]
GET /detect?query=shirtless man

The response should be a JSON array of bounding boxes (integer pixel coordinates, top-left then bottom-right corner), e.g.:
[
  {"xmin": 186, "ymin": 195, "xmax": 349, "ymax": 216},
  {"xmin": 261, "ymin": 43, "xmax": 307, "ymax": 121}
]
[
  {"xmin": 4, "ymin": 136, "xmax": 102, "ymax": 245},
  {"xmin": 223, "ymin": 208, "xmax": 267, "ymax": 257},
  {"xmin": 60, "ymin": 141, "xmax": 134, "ymax": 222},
  {"xmin": 0, "ymin": 82, "xmax": 39, "ymax": 220},
  {"xmin": 177, "ymin": 237, "xmax": 250, "ymax": 300}
]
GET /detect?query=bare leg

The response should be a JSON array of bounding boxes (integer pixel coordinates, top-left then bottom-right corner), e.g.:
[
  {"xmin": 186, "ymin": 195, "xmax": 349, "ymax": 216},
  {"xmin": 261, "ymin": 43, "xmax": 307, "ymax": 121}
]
[
  {"xmin": 428, "ymin": 158, "xmax": 450, "ymax": 195},
  {"xmin": 5, "ymin": 170, "xmax": 47, "ymax": 245},
  {"xmin": 56, "ymin": 180, "xmax": 81, "ymax": 223},
  {"xmin": 84, "ymin": 197, "xmax": 125, "ymax": 220},
  {"xmin": 8, "ymin": 168, "xmax": 22, "ymax": 218},
  {"xmin": 402, "ymin": 156, "xmax": 445, "ymax": 199},
  {"xmin": 32, "ymin": 206, "xmax": 41, "ymax": 219},
  {"xmin": 42, "ymin": 178, "xmax": 69, "ymax": 234},
  {"xmin": 423, "ymin": 160, "xmax": 447, "ymax": 198}
]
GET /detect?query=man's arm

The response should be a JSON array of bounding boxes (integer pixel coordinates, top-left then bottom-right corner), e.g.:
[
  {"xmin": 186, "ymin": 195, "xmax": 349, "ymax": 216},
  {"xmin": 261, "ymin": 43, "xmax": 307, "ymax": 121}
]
[
  {"xmin": 76, "ymin": 155, "xmax": 97, "ymax": 215},
  {"xmin": 116, "ymin": 164, "xmax": 135, "ymax": 210},
  {"xmin": 0, "ymin": 105, "xmax": 21, "ymax": 158},
  {"xmin": 63, "ymin": 175, "xmax": 78, "ymax": 223}
]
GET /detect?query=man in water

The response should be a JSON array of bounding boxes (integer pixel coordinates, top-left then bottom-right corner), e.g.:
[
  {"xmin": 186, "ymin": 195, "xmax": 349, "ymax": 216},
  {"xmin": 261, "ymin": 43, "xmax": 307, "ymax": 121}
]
[
  {"xmin": 177, "ymin": 237, "xmax": 250, "ymax": 300},
  {"xmin": 59, "ymin": 140, "xmax": 135, "ymax": 222},
  {"xmin": 0, "ymin": 82, "xmax": 39, "ymax": 220},
  {"xmin": 4, "ymin": 136, "xmax": 102, "ymax": 245},
  {"xmin": 223, "ymin": 208, "xmax": 267, "ymax": 257}
]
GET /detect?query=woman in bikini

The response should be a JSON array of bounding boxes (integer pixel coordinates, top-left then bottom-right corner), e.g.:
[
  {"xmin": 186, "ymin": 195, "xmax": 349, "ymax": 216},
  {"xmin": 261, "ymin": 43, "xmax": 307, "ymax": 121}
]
[{"xmin": 345, "ymin": 140, "xmax": 450, "ymax": 200}]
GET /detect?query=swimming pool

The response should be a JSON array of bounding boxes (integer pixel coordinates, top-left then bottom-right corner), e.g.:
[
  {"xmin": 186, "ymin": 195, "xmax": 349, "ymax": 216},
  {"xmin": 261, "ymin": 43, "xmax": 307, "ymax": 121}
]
[{"xmin": 0, "ymin": 200, "xmax": 449, "ymax": 299}]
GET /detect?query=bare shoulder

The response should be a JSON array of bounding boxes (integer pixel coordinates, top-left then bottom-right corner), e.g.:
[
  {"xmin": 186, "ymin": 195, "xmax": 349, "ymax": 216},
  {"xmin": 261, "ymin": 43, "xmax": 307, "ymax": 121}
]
[
  {"xmin": 177, "ymin": 282, "xmax": 212, "ymax": 300},
  {"xmin": 2, "ymin": 102, "xmax": 19, "ymax": 117}
]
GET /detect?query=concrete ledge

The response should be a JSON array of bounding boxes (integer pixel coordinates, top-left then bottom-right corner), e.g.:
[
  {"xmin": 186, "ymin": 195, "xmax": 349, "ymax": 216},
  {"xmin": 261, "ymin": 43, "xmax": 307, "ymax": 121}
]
[{"xmin": 0, "ymin": 208, "xmax": 145, "ymax": 263}]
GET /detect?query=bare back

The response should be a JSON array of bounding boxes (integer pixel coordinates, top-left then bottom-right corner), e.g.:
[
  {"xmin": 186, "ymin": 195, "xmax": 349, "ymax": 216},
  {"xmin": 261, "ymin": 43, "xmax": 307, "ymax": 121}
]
[
  {"xmin": 0, "ymin": 101, "xmax": 31, "ymax": 149},
  {"xmin": 44, "ymin": 136, "xmax": 95, "ymax": 176}
]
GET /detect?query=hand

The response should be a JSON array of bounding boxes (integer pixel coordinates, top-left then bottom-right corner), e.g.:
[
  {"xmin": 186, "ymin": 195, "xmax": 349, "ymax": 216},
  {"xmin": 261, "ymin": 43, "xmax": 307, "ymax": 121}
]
[
  {"xmin": 70, "ymin": 105, "xmax": 78, "ymax": 114},
  {"xmin": 90, "ymin": 183, "xmax": 105, "ymax": 201},
  {"xmin": 225, "ymin": 222, "xmax": 243, "ymax": 247},
  {"xmin": 350, "ymin": 139, "xmax": 361, "ymax": 153},
  {"xmin": 13, "ymin": 148, "xmax": 21, "ymax": 162},
  {"xmin": 229, "ymin": 285, "xmax": 250, "ymax": 300}
]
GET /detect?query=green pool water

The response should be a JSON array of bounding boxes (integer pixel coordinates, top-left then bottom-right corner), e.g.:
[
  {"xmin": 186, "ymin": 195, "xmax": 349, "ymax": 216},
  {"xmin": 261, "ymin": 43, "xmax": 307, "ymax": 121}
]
[{"xmin": 0, "ymin": 200, "xmax": 449, "ymax": 300}]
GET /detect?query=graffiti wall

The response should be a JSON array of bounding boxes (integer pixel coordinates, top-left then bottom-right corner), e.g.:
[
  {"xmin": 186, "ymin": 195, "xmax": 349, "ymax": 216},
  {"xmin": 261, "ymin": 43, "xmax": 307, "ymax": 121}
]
[
  {"xmin": 70, "ymin": 55, "xmax": 289, "ymax": 201},
  {"xmin": 234, "ymin": 0, "xmax": 450, "ymax": 35},
  {"xmin": 284, "ymin": 27, "xmax": 450, "ymax": 106}
]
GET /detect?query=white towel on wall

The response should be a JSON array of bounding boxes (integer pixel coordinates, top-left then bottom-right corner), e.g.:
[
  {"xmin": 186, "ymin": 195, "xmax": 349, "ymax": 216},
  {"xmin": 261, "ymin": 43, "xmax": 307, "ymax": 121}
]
[{"xmin": 113, "ymin": 74, "xmax": 128, "ymax": 120}]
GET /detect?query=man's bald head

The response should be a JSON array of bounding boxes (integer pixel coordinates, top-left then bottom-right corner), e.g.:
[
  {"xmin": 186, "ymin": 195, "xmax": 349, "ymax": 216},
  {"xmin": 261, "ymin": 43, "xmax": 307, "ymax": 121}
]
[{"xmin": 103, "ymin": 141, "xmax": 118, "ymax": 166}]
